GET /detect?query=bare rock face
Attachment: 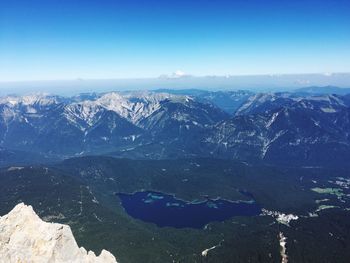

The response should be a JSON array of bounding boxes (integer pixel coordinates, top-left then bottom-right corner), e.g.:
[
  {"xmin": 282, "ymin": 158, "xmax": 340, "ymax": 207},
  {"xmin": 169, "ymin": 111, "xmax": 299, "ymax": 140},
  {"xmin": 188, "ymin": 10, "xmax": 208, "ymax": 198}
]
[{"xmin": 0, "ymin": 203, "xmax": 117, "ymax": 263}]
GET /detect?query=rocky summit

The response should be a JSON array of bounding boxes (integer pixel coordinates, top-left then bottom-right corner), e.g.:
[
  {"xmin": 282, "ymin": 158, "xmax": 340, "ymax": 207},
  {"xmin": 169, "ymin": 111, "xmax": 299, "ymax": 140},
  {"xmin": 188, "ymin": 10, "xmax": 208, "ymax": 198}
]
[{"xmin": 0, "ymin": 203, "xmax": 117, "ymax": 263}]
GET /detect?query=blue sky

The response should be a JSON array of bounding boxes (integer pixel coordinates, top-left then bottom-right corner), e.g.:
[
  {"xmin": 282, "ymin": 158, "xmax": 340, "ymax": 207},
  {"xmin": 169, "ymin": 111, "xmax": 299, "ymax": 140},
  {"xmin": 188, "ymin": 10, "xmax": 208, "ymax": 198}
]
[{"xmin": 1, "ymin": 0, "xmax": 350, "ymax": 81}]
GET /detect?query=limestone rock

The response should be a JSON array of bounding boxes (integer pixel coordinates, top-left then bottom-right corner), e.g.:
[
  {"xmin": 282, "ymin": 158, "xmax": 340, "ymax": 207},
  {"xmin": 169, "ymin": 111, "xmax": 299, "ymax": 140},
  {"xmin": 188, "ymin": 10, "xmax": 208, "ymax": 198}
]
[{"xmin": 0, "ymin": 203, "xmax": 117, "ymax": 263}]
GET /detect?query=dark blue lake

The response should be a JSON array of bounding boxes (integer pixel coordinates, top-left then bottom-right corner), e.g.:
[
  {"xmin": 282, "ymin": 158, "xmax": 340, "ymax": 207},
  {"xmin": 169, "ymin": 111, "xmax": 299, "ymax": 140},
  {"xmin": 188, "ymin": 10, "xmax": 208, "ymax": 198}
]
[{"xmin": 117, "ymin": 191, "xmax": 261, "ymax": 228}]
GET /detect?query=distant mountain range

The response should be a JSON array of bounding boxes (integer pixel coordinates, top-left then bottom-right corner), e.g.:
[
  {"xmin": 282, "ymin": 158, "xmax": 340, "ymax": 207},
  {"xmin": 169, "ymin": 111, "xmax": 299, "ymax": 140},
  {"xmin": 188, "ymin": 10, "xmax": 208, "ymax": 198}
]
[
  {"xmin": 293, "ymin": 86, "xmax": 350, "ymax": 95},
  {"xmin": 1, "ymin": 73, "xmax": 350, "ymax": 95},
  {"xmin": 1, "ymin": 87, "xmax": 350, "ymax": 167}
]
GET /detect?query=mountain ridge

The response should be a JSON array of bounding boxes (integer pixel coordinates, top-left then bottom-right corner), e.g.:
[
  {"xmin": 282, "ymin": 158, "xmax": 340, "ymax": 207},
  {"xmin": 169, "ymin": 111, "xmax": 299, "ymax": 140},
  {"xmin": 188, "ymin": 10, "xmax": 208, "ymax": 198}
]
[{"xmin": 1, "ymin": 90, "xmax": 349, "ymax": 167}]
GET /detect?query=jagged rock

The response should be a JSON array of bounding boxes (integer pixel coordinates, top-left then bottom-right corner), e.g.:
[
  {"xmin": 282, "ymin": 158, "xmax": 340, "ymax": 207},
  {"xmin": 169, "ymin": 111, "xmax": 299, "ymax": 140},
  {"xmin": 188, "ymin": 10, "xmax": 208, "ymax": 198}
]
[{"xmin": 0, "ymin": 203, "xmax": 117, "ymax": 263}]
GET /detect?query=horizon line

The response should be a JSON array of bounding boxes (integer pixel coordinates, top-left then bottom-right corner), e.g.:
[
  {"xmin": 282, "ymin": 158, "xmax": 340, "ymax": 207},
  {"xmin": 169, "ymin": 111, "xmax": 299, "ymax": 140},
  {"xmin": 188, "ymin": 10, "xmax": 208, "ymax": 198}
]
[{"xmin": 1, "ymin": 71, "xmax": 350, "ymax": 84}]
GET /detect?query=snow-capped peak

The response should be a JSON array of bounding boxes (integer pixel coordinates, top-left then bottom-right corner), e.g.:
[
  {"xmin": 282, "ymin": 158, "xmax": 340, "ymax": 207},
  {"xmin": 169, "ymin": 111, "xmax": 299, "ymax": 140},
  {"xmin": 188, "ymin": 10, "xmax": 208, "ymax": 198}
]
[{"xmin": 0, "ymin": 93, "xmax": 59, "ymax": 107}]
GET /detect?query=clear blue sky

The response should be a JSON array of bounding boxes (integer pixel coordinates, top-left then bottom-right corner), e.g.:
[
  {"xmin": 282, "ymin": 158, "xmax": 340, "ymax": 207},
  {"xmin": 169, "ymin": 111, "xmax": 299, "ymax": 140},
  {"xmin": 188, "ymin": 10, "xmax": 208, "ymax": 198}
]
[{"xmin": 1, "ymin": 0, "xmax": 350, "ymax": 81}]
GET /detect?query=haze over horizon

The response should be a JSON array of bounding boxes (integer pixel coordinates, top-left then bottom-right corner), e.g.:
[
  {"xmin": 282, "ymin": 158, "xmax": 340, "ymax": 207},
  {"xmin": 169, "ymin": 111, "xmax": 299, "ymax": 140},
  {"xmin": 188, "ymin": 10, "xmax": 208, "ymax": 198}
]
[
  {"xmin": 1, "ymin": 0, "xmax": 350, "ymax": 82},
  {"xmin": 0, "ymin": 72, "xmax": 349, "ymax": 96}
]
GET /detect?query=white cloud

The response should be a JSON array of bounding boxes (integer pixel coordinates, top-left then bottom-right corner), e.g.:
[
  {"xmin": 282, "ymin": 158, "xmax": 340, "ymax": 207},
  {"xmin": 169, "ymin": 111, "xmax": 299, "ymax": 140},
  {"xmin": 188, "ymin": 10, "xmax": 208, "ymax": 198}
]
[{"xmin": 159, "ymin": 70, "xmax": 191, "ymax": 79}]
